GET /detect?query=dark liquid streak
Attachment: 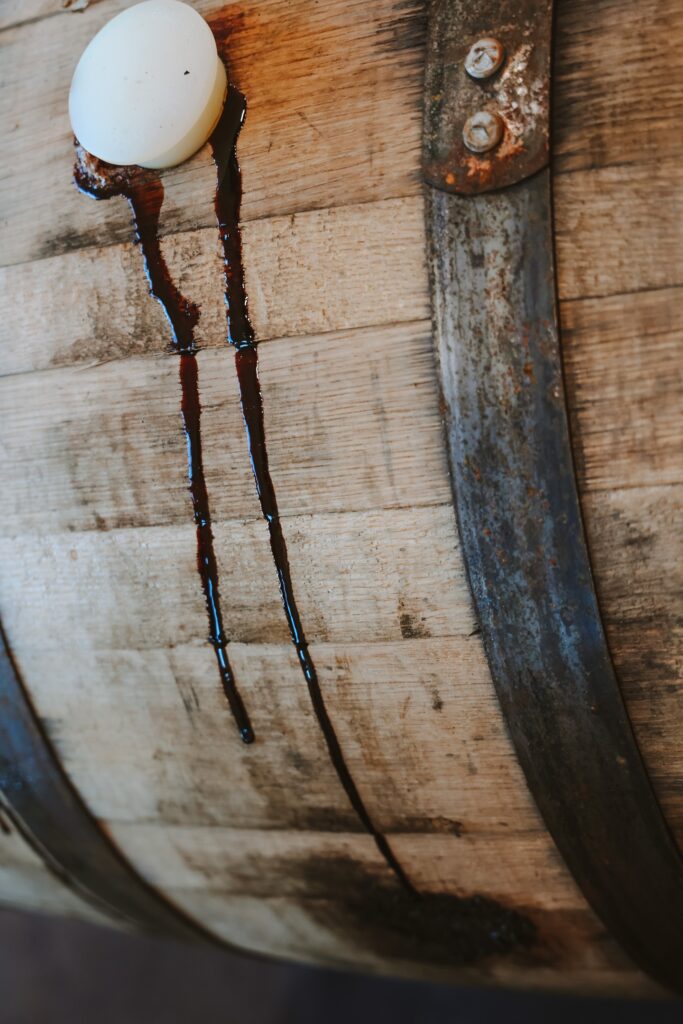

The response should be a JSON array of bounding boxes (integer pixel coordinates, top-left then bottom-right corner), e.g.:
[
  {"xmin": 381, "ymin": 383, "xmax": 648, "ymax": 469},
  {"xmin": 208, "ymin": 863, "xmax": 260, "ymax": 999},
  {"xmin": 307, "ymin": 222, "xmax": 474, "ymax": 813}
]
[
  {"xmin": 178, "ymin": 352, "xmax": 254, "ymax": 743},
  {"xmin": 211, "ymin": 89, "xmax": 413, "ymax": 890},
  {"xmin": 74, "ymin": 151, "xmax": 253, "ymax": 744}
]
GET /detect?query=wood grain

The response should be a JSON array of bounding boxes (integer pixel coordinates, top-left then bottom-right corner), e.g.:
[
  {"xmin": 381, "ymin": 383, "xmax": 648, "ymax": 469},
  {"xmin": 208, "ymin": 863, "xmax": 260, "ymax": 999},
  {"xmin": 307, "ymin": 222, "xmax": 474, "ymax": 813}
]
[
  {"xmin": 0, "ymin": 197, "xmax": 429, "ymax": 375},
  {"xmin": 0, "ymin": 0, "xmax": 70, "ymax": 32},
  {"xmin": 562, "ymin": 288, "xmax": 683, "ymax": 492},
  {"xmin": 0, "ymin": 0, "xmax": 681, "ymax": 994},
  {"xmin": 0, "ymin": 505, "xmax": 475, "ymax": 650},
  {"xmin": 10, "ymin": 637, "xmax": 539, "ymax": 831},
  {"xmin": 102, "ymin": 824, "xmax": 577, "ymax": 910},
  {"xmin": 0, "ymin": 323, "xmax": 445, "ymax": 533},
  {"xmin": 554, "ymin": 161, "xmax": 683, "ymax": 301},
  {"xmin": 553, "ymin": 0, "xmax": 683, "ymax": 174}
]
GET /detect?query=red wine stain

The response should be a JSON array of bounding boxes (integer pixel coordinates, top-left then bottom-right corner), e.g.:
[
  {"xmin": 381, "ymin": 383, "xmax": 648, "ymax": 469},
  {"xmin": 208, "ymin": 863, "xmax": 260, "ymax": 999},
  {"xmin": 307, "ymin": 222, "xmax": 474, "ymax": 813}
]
[
  {"xmin": 73, "ymin": 146, "xmax": 254, "ymax": 744},
  {"xmin": 210, "ymin": 88, "xmax": 413, "ymax": 889}
]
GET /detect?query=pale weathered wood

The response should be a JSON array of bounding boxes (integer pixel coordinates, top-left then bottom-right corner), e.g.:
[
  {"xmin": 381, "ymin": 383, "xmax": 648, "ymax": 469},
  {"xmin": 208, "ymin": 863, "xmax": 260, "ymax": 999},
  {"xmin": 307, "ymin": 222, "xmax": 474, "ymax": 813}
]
[
  {"xmin": 102, "ymin": 824, "xmax": 577, "ymax": 909},
  {"xmin": 1, "ymin": 201, "xmax": 679, "ymax": 526},
  {"xmin": 0, "ymin": 0, "xmax": 111, "ymax": 32},
  {"xmin": 554, "ymin": 160, "xmax": 683, "ymax": 300},
  {"xmin": 117, "ymin": 883, "xmax": 654, "ymax": 996},
  {"xmin": 0, "ymin": 0, "xmax": 681, "ymax": 995},
  {"xmin": 0, "ymin": 505, "xmax": 475, "ymax": 650},
  {"xmin": 553, "ymin": 0, "xmax": 683, "ymax": 174},
  {"xmin": 562, "ymin": 287, "xmax": 683, "ymax": 492},
  {"xmin": 12, "ymin": 638, "xmax": 539, "ymax": 832},
  {"xmin": 554, "ymin": 0, "xmax": 683, "ymax": 890},
  {"xmin": 0, "ymin": 322, "xmax": 446, "ymax": 533},
  {"xmin": 1, "ymin": 283, "xmax": 679, "ymax": 522},
  {"xmin": 0, "ymin": 196, "xmax": 429, "ymax": 375}
]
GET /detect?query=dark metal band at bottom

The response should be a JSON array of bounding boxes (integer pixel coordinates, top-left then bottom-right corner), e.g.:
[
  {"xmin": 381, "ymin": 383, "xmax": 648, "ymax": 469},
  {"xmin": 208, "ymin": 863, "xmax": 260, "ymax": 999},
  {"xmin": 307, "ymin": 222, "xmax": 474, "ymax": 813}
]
[
  {"xmin": 0, "ymin": 622, "xmax": 223, "ymax": 945},
  {"xmin": 425, "ymin": 169, "xmax": 683, "ymax": 992}
]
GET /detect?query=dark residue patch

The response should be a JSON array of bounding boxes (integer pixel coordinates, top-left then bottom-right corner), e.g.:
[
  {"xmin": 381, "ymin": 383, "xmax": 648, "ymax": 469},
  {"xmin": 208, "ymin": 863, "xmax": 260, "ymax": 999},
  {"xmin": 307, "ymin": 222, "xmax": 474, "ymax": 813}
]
[
  {"xmin": 396, "ymin": 815, "xmax": 464, "ymax": 838},
  {"xmin": 377, "ymin": 0, "xmax": 428, "ymax": 56},
  {"xmin": 241, "ymin": 754, "xmax": 363, "ymax": 835},
  {"xmin": 399, "ymin": 611, "xmax": 431, "ymax": 640},
  {"xmin": 189, "ymin": 850, "xmax": 534, "ymax": 966},
  {"xmin": 300, "ymin": 855, "xmax": 536, "ymax": 968},
  {"xmin": 206, "ymin": 7, "xmax": 250, "ymax": 62},
  {"xmin": 36, "ymin": 223, "xmax": 126, "ymax": 264}
]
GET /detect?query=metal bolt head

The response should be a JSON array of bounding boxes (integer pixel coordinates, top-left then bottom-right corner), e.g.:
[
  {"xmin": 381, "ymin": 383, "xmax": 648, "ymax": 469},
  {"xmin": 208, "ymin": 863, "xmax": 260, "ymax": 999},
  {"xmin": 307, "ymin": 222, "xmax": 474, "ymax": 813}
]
[
  {"xmin": 463, "ymin": 110, "xmax": 504, "ymax": 154},
  {"xmin": 465, "ymin": 37, "xmax": 505, "ymax": 80}
]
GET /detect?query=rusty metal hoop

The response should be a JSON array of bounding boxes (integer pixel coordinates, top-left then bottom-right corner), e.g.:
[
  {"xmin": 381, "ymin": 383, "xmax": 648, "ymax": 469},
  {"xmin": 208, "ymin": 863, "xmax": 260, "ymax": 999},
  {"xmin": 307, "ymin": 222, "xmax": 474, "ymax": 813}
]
[{"xmin": 424, "ymin": 0, "xmax": 683, "ymax": 993}]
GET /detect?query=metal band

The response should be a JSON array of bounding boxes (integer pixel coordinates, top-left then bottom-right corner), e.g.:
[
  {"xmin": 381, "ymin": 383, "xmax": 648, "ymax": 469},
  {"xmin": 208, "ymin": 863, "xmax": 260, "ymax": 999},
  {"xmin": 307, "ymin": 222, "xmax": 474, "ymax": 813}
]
[
  {"xmin": 0, "ymin": 621, "xmax": 223, "ymax": 944},
  {"xmin": 423, "ymin": 0, "xmax": 552, "ymax": 194},
  {"xmin": 425, "ymin": 169, "xmax": 683, "ymax": 991}
]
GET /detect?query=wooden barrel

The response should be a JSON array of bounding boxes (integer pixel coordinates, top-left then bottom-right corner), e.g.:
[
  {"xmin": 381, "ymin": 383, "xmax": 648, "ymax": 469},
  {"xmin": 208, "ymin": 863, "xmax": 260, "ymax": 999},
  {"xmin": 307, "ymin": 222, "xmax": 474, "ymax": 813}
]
[{"xmin": 0, "ymin": 0, "xmax": 681, "ymax": 998}]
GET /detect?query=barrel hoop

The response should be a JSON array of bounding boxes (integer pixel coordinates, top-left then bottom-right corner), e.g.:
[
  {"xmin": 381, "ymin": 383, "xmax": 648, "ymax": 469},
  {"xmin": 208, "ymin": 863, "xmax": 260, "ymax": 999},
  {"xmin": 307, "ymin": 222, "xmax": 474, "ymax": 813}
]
[
  {"xmin": 0, "ymin": 621, "xmax": 228, "ymax": 945},
  {"xmin": 423, "ymin": 0, "xmax": 553, "ymax": 195},
  {"xmin": 425, "ymin": 167, "xmax": 683, "ymax": 992}
]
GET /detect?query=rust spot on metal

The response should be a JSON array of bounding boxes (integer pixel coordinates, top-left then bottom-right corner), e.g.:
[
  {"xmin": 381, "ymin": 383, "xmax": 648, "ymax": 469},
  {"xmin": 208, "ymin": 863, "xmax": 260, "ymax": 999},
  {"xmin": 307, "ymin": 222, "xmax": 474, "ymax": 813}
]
[{"xmin": 423, "ymin": 0, "xmax": 552, "ymax": 194}]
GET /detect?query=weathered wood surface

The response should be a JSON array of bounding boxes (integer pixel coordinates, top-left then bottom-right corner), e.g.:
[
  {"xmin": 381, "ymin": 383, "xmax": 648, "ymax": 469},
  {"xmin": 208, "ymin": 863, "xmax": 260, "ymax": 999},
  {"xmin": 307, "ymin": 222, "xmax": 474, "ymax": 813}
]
[{"xmin": 0, "ymin": 0, "xmax": 681, "ymax": 996}]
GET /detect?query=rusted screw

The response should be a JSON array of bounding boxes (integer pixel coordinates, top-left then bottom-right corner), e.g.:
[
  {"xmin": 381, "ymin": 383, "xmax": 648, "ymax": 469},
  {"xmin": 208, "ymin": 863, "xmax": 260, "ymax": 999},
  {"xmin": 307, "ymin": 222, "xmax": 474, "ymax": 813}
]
[
  {"xmin": 465, "ymin": 38, "xmax": 505, "ymax": 80},
  {"xmin": 462, "ymin": 111, "xmax": 504, "ymax": 154}
]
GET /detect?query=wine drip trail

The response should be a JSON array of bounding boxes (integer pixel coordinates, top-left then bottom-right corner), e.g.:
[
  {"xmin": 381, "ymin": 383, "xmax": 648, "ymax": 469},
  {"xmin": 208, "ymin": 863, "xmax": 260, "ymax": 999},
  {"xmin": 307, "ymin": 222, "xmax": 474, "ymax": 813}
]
[
  {"xmin": 210, "ymin": 87, "xmax": 414, "ymax": 891},
  {"xmin": 74, "ymin": 147, "xmax": 254, "ymax": 744}
]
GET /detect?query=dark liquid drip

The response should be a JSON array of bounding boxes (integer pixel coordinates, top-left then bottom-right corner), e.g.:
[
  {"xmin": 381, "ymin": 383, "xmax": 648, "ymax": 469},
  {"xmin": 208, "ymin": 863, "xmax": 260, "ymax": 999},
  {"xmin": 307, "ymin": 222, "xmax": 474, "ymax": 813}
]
[
  {"xmin": 178, "ymin": 351, "xmax": 254, "ymax": 743},
  {"xmin": 210, "ymin": 89, "xmax": 413, "ymax": 890},
  {"xmin": 74, "ymin": 148, "xmax": 254, "ymax": 744}
]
